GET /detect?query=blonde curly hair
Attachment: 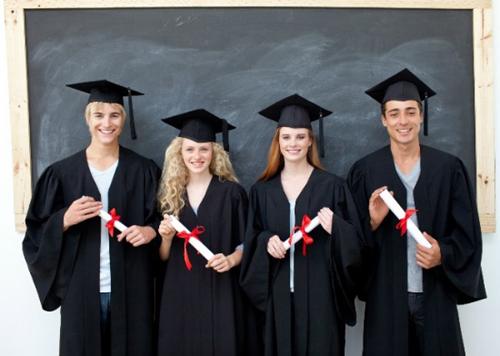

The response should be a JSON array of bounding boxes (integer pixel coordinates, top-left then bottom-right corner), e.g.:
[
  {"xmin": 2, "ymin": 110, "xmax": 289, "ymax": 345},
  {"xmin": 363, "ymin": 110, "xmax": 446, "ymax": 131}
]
[{"xmin": 158, "ymin": 137, "xmax": 238, "ymax": 216}]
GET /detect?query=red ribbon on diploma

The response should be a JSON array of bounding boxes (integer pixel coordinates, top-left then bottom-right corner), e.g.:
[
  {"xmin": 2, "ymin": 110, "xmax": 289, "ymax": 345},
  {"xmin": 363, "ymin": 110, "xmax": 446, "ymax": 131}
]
[
  {"xmin": 176, "ymin": 226, "xmax": 206, "ymax": 271},
  {"xmin": 289, "ymin": 214, "xmax": 314, "ymax": 256},
  {"xmin": 395, "ymin": 209, "xmax": 417, "ymax": 236},
  {"xmin": 106, "ymin": 208, "xmax": 121, "ymax": 237}
]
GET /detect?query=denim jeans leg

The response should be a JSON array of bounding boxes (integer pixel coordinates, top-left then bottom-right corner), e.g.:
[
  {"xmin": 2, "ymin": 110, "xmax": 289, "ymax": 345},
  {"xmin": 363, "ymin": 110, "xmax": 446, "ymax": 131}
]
[
  {"xmin": 408, "ymin": 292, "xmax": 425, "ymax": 356},
  {"xmin": 100, "ymin": 292, "xmax": 111, "ymax": 356}
]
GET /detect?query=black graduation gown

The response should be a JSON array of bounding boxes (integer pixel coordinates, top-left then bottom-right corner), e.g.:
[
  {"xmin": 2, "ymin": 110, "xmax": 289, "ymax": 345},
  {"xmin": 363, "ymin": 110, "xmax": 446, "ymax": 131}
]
[
  {"xmin": 157, "ymin": 177, "xmax": 259, "ymax": 356},
  {"xmin": 240, "ymin": 169, "xmax": 362, "ymax": 356},
  {"xmin": 23, "ymin": 146, "xmax": 161, "ymax": 356},
  {"xmin": 347, "ymin": 145, "xmax": 486, "ymax": 356}
]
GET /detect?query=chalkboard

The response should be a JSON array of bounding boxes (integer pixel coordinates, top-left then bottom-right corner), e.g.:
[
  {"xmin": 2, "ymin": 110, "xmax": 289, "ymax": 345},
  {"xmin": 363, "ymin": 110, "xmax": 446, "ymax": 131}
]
[{"xmin": 25, "ymin": 8, "xmax": 475, "ymax": 191}]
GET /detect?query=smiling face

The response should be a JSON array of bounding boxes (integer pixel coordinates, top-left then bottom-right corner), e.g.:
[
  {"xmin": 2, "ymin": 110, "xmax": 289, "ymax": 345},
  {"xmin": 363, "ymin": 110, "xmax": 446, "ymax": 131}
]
[
  {"xmin": 181, "ymin": 138, "xmax": 213, "ymax": 175},
  {"xmin": 278, "ymin": 127, "xmax": 312, "ymax": 164},
  {"xmin": 382, "ymin": 99, "xmax": 423, "ymax": 146},
  {"xmin": 85, "ymin": 102, "xmax": 125, "ymax": 146}
]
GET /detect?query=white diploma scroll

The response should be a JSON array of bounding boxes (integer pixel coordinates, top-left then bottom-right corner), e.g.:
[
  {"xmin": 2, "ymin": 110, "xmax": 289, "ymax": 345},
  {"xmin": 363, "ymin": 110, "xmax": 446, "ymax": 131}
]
[
  {"xmin": 282, "ymin": 216, "xmax": 320, "ymax": 250},
  {"xmin": 168, "ymin": 215, "xmax": 215, "ymax": 261},
  {"xmin": 379, "ymin": 190, "xmax": 432, "ymax": 248},
  {"xmin": 99, "ymin": 210, "xmax": 128, "ymax": 232}
]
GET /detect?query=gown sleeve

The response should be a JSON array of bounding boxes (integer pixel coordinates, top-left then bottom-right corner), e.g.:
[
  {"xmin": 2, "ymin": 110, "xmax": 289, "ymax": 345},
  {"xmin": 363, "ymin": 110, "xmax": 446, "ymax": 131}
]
[
  {"xmin": 239, "ymin": 185, "xmax": 275, "ymax": 312},
  {"xmin": 22, "ymin": 166, "xmax": 80, "ymax": 311},
  {"xmin": 328, "ymin": 181, "xmax": 363, "ymax": 326},
  {"xmin": 144, "ymin": 160, "xmax": 162, "ymax": 232},
  {"xmin": 231, "ymin": 185, "xmax": 249, "ymax": 249},
  {"xmin": 142, "ymin": 160, "xmax": 163, "ymax": 275},
  {"xmin": 346, "ymin": 161, "xmax": 377, "ymax": 249},
  {"xmin": 438, "ymin": 158, "xmax": 486, "ymax": 304},
  {"xmin": 346, "ymin": 162, "xmax": 380, "ymax": 299}
]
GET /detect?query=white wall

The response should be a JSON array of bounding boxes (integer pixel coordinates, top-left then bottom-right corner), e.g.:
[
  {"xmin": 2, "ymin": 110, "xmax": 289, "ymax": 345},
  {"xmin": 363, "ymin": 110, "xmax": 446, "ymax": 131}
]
[
  {"xmin": 0, "ymin": 3, "xmax": 60, "ymax": 353},
  {"xmin": 0, "ymin": 4, "xmax": 499, "ymax": 356}
]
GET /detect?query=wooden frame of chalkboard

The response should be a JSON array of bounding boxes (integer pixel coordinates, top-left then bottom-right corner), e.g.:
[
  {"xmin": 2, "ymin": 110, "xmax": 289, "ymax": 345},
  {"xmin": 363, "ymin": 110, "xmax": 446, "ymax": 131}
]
[{"xmin": 4, "ymin": 0, "xmax": 493, "ymax": 232}]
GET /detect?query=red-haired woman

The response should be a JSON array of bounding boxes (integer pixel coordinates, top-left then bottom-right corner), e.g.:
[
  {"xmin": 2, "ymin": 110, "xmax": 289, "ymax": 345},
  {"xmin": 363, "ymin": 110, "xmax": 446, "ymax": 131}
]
[{"xmin": 240, "ymin": 94, "xmax": 362, "ymax": 356}]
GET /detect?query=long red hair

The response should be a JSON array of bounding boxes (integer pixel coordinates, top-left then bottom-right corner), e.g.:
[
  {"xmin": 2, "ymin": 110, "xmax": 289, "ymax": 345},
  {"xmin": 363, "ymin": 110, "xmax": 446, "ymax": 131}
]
[{"xmin": 259, "ymin": 127, "xmax": 324, "ymax": 181}]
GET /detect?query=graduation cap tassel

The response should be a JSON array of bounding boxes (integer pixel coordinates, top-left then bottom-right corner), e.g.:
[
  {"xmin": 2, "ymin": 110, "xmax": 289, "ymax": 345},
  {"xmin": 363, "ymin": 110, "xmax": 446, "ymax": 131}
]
[
  {"xmin": 423, "ymin": 92, "xmax": 429, "ymax": 136},
  {"xmin": 222, "ymin": 119, "xmax": 229, "ymax": 151},
  {"xmin": 127, "ymin": 88, "xmax": 137, "ymax": 140},
  {"xmin": 319, "ymin": 111, "xmax": 325, "ymax": 158}
]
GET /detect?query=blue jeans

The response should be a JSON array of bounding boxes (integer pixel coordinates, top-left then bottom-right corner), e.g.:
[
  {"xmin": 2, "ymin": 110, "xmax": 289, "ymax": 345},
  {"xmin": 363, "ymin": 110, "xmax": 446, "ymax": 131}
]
[
  {"xmin": 100, "ymin": 292, "xmax": 111, "ymax": 356},
  {"xmin": 408, "ymin": 292, "xmax": 424, "ymax": 356}
]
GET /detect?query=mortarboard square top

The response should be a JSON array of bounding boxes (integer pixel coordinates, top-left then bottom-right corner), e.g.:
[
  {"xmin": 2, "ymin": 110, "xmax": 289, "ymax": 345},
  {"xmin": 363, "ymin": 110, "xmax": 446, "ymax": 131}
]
[
  {"xmin": 66, "ymin": 79, "xmax": 143, "ymax": 105},
  {"xmin": 258, "ymin": 94, "xmax": 332, "ymax": 129},
  {"xmin": 67, "ymin": 79, "xmax": 143, "ymax": 139},
  {"xmin": 365, "ymin": 68, "xmax": 436, "ymax": 104},
  {"xmin": 162, "ymin": 109, "xmax": 235, "ymax": 150}
]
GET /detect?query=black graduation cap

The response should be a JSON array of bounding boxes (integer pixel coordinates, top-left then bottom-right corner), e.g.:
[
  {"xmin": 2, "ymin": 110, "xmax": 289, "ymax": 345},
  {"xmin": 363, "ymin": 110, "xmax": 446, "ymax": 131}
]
[
  {"xmin": 258, "ymin": 94, "xmax": 332, "ymax": 157},
  {"xmin": 161, "ymin": 109, "xmax": 236, "ymax": 151},
  {"xmin": 66, "ymin": 80, "xmax": 143, "ymax": 140},
  {"xmin": 365, "ymin": 68, "xmax": 436, "ymax": 135}
]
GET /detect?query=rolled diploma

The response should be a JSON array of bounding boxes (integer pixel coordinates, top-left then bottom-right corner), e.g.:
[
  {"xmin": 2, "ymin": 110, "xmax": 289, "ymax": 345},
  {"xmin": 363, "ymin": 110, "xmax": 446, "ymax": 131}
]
[
  {"xmin": 379, "ymin": 190, "xmax": 432, "ymax": 248},
  {"xmin": 99, "ymin": 210, "xmax": 128, "ymax": 232},
  {"xmin": 282, "ymin": 216, "xmax": 320, "ymax": 250},
  {"xmin": 167, "ymin": 215, "xmax": 215, "ymax": 261}
]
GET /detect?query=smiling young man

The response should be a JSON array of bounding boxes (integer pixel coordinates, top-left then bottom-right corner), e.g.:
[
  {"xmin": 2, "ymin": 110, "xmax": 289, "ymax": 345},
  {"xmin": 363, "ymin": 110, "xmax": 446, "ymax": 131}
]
[
  {"xmin": 23, "ymin": 80, "xmax": 161, "ymax": 356},
  {"xmin": 347, "ymin": 69, "xmax": 486, "ymax": 356}
]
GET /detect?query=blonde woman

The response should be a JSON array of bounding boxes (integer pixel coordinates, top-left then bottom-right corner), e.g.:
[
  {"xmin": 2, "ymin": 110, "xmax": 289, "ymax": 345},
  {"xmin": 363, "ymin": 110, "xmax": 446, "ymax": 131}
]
[
  {"xmin": 240, "ymin": 94, "xmax": 362, "ymax": 356},
  {"xmin": 23, "ymin": 80, "xmax": 161, "ymax": 356},
  {"xmin": 157, "ymin": 109, "xmax": 259, "ymax": 356}
]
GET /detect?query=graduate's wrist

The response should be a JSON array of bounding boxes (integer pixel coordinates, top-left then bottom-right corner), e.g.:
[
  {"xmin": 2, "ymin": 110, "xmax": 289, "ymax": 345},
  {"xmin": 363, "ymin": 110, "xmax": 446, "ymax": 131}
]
[
  {"xmin": 227, "ymin": 250, "xmax": 242, "ymax": 269},
  {"xmin": 160, "ymin": 230, "xmax": 175, "ymax": 242},
  {"xmin": 226, "ymin": 254, "xmax": 234, "ymax": 269},
  {"xmin": 369, "ymin": 218, "xmax": 381, "ymax": 231},
  {"xmin": 62, "ymin": 216, "xmax": 73, "ymax": 232},
  {"xmin": 142, "ymin": 226, "xmax": 157, "ymax": 243},
  {"xmin": 62, "ymin": 209, "xmax": 72, "ymax": 231},
  {"xmin": 159, "ymin": 248, "xmax": 171, "ymax": 261}
]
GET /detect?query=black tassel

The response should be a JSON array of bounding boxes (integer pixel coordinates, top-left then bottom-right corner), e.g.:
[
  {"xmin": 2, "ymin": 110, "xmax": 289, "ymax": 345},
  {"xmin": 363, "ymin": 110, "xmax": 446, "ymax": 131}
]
[
  {"xmin": 319, "ymin": 111, "xmax": 325, "ymax": 158},
  {"xmin": 128, "ymin": 88, "xmax": 137, "ymax": 140},
  {"xmin": 423, "ymin": 92, "xmax": 428, "ymax": 136},
  {"xmin": 222, "ymin": 119, "xmax": 229, "ymax": 151}
]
